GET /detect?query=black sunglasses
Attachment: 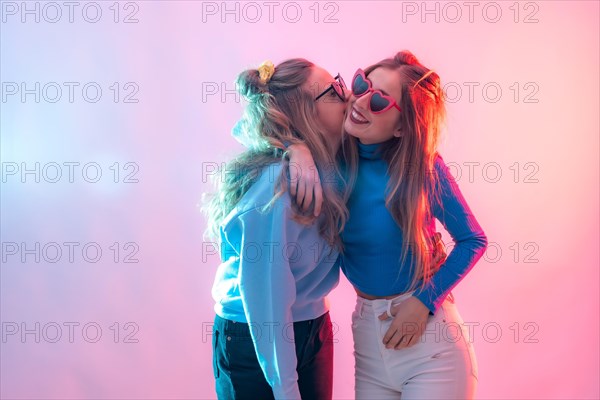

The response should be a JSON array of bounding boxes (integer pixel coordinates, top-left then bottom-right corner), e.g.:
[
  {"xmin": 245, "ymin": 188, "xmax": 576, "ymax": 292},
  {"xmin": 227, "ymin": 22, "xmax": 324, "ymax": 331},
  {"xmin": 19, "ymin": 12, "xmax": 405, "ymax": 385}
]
[{"xmin": 314, "ymin": 73, "xmax": 346, "ymax": 102}]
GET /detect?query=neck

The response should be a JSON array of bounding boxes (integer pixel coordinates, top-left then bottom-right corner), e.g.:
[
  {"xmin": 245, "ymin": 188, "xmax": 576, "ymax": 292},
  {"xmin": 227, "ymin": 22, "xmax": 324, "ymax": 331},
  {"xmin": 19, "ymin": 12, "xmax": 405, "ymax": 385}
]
[
  {"xmin": 326, "ymin": 135, "xmax": 342, "ymax": 154},
  {"xmin": 356, "ymin": 139, "xmax": 383, "ymax": 160}
]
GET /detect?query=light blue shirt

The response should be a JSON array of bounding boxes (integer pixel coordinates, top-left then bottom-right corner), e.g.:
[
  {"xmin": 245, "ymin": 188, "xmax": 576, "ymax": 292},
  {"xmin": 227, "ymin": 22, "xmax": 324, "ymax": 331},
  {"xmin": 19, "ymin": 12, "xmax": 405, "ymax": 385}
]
[{"xmin": 212, "ymin": 161, "xmax": 340, "ymax": 399}]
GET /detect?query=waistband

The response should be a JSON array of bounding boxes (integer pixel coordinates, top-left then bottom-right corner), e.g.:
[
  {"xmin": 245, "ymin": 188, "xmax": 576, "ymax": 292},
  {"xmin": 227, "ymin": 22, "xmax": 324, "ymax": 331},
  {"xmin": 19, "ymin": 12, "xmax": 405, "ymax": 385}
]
[
  {"xmin": 215, "ymin": 310, "xmax": 329, "ymax": 331},
  {"xmin": 355, "ymin": 291, "xmax": 454, "ymax": 318},
  {"xmin": 355, "ymin": 291, "xmax": 415, "ymax": 318}
]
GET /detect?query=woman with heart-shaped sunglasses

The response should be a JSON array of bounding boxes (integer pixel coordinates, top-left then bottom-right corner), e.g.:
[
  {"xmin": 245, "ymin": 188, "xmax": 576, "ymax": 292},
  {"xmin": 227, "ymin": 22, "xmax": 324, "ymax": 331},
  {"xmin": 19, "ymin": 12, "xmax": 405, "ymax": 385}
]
[{"xmin": 287, "ymin": 50, "xmax": 488, "ymax": 399}]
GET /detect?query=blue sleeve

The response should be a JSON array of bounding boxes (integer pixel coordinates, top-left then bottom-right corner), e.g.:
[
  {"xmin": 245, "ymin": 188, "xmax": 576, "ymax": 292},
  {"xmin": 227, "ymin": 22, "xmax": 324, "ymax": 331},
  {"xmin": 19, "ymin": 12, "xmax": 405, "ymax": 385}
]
[
  {"xmin": 413, "ymin": 154, "xmax": 488, "ymax": 314},
  {"xmin": 223, "ymin": 198, "xmax": 302, "ymax": 399}
]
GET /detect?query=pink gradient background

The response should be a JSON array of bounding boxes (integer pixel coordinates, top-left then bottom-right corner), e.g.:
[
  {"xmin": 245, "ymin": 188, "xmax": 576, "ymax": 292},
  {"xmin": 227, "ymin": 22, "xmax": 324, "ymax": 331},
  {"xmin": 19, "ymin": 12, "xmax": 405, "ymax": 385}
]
[{"xmin": 1, "ymin": 1, "xmax": 598, "ymax": 399}]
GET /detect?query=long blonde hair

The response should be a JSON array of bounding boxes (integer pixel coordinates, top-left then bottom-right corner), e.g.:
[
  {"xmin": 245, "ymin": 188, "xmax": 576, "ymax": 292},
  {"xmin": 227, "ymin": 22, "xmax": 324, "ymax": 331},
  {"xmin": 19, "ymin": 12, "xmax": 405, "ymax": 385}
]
[
  {"xmin": 341, "ymin": 50, "xmax": 446, "ymax": 291},
  {"xmin": 203, "ymin": 58, "xmax": 348, "ymax": 251}
]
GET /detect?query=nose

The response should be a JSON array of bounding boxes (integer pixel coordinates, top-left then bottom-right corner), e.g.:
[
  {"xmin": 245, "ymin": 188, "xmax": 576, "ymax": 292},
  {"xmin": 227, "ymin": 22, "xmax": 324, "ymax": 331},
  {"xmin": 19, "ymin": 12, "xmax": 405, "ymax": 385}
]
[{"xmin": 354, "ymin": 92, "xmax": 370, "ymax": 111}]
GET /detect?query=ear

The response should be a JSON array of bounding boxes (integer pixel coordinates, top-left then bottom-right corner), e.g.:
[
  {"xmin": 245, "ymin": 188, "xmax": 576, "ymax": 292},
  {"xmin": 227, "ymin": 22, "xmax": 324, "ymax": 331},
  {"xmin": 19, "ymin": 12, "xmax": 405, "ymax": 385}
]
[
  {"xmin": 393, "ymin": 125, "xmax": 402, "ymax": 137},
  {"xmin": 393, "ymin": 116, "xmax": 403, "ymax": 137}
]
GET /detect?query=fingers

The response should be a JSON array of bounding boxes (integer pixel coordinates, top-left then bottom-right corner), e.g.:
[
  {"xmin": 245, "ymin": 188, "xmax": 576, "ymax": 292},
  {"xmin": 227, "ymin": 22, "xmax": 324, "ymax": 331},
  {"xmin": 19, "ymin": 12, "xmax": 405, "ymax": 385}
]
[
  {"xmin": 296, "ymin": 166, "xmax": 321, "ymax": 214},
  {"xmin": 290, "ymin": 178, "xmax": 299, "ymax": 200},
  {"xmin": 288, "ymin": 158, "xmax": 321, "ymax": 216},
  {"xmin": 296, "ymin": 179, "xmax": 306, "ymax": 209},
  {"xmin": 384, "ymin": 327, "xmax": 419, "ymax": 350},
  {"xmin": 384, "ymin": 329, "xmax": 410, "ymax": 349},
  {"xmin": 289, "ymin": 162, "xmax": 308, "ymax": 209},
  {"xmin": 302, "ymin": 166, "xmax": 320, "ymax": 213},
  {"xmin": 382, "ymin": 326, "xmax": 400, "ymax": 347},
  {"xmin": 313, "ymin": 174, "xmax": 323, "ymax": 217},
  {"xmin": 430, "ymin": 232, "xmax": 447, "ymax": 271},
  {"xmin": 394, "ymin": 334, "xmax": 414, "ymax": 350},
  {"xmin": 302, "ymin": 180, "xmax": 313, "ymax": 212},
  {"xmin": 382, "ymin": 317, "xmax": 423, "ymax": 350},
  {"xmin": 404, "ymin": 334, "xmax": 419, "ymax": 348},
  {"xmin": 289, "ymin": 162, "xmax": 299, "ymax": 197}
]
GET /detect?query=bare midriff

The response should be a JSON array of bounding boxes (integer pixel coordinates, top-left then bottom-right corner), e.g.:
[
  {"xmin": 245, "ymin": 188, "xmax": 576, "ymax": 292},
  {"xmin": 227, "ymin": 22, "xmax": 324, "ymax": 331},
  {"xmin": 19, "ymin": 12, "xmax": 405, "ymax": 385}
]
[{"xmin": 355, "ymin": 287, "xmax": 409, "ymax": 300}]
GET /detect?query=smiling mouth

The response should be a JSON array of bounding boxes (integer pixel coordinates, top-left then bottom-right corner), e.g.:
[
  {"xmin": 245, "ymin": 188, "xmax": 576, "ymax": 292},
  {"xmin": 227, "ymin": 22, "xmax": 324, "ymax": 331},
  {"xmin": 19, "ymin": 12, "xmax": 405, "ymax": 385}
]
[{"xmin": 349, "ymin": 107, "xmax": 369, "ymax": 124}]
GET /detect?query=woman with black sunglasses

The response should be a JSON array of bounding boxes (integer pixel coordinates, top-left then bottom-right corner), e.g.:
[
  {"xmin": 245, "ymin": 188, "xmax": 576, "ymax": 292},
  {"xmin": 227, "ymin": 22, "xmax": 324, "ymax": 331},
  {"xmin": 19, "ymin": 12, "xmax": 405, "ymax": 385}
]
[
  {"xmin": 287, "ymin": 50, "xmax": 488, "ymax": 399},
  {"xmin": 203, "ymin": 58, "xmax": 351, "ymax": 400}
]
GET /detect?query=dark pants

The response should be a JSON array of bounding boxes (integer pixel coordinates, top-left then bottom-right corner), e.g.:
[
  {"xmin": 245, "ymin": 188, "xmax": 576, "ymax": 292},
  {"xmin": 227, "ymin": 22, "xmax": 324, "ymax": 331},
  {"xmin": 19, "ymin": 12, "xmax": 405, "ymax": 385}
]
[{"xmin": 212, "ymin": 311, "xmax": 334, "ymax": 400}]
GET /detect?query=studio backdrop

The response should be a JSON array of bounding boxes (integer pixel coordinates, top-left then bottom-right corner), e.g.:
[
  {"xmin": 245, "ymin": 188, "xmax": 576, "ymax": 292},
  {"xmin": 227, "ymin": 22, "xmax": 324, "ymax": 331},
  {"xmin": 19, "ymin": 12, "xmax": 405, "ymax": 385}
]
[{"xmin": 1, "ymin": 1, "xmax": 598, "ymax": 399}]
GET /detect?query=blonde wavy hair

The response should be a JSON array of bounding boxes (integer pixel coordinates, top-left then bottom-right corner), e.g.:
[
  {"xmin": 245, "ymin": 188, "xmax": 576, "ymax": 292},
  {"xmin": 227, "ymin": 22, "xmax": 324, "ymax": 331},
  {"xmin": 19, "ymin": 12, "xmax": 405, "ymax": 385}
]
[{"xmin": 203, "ymin": 58, "xmax": 348, "ymax": 251}]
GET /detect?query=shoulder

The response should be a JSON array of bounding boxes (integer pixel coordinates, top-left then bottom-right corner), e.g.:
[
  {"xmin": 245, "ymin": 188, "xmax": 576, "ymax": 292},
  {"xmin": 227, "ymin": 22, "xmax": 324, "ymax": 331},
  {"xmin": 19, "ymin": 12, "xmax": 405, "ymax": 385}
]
[
  {"xmin": 433, "ymin": 151, "xmax": 446, "ymax": 171},
  {"xmin": 222, "ymin": 161, "xmax": 293, "ymax": 228},
  {"xmin": 432, "ymin": 152, "xmax": 455, "ymax": 182},
  {"xmin": 429, "ymin": 152, "xmax": 460, "ymax": 210}
]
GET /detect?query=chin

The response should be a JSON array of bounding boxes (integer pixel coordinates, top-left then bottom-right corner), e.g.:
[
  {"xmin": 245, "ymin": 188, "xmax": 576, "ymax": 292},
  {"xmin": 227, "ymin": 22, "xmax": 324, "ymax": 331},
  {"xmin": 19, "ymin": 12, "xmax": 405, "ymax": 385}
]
[{"xmin": 344, "ymin": 119, "xmax": 362, "ymax": 138}]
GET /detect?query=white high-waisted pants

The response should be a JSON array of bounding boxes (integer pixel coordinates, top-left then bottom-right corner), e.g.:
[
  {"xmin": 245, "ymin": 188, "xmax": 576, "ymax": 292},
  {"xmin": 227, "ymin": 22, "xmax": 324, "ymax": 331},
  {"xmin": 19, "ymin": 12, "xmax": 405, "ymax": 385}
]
[{"xmin": 351, "ymin": 291, "xmax": 478, "ymax": 399}]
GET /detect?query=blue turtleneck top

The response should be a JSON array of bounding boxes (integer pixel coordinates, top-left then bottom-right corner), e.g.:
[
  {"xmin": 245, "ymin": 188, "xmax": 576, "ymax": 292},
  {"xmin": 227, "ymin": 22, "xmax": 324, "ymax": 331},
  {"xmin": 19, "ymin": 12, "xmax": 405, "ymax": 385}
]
[{"xmin": 340, "ymin": 141, "xmax": 488, "ymax": 314}]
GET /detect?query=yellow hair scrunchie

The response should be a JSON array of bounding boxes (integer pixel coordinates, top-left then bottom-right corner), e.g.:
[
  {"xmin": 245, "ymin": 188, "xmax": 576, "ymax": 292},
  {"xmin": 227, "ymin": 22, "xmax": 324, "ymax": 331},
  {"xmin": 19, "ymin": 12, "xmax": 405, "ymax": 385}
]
[{"xmin": 258, "ymin": 60, "xmax": 275, "ymax": 84}]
